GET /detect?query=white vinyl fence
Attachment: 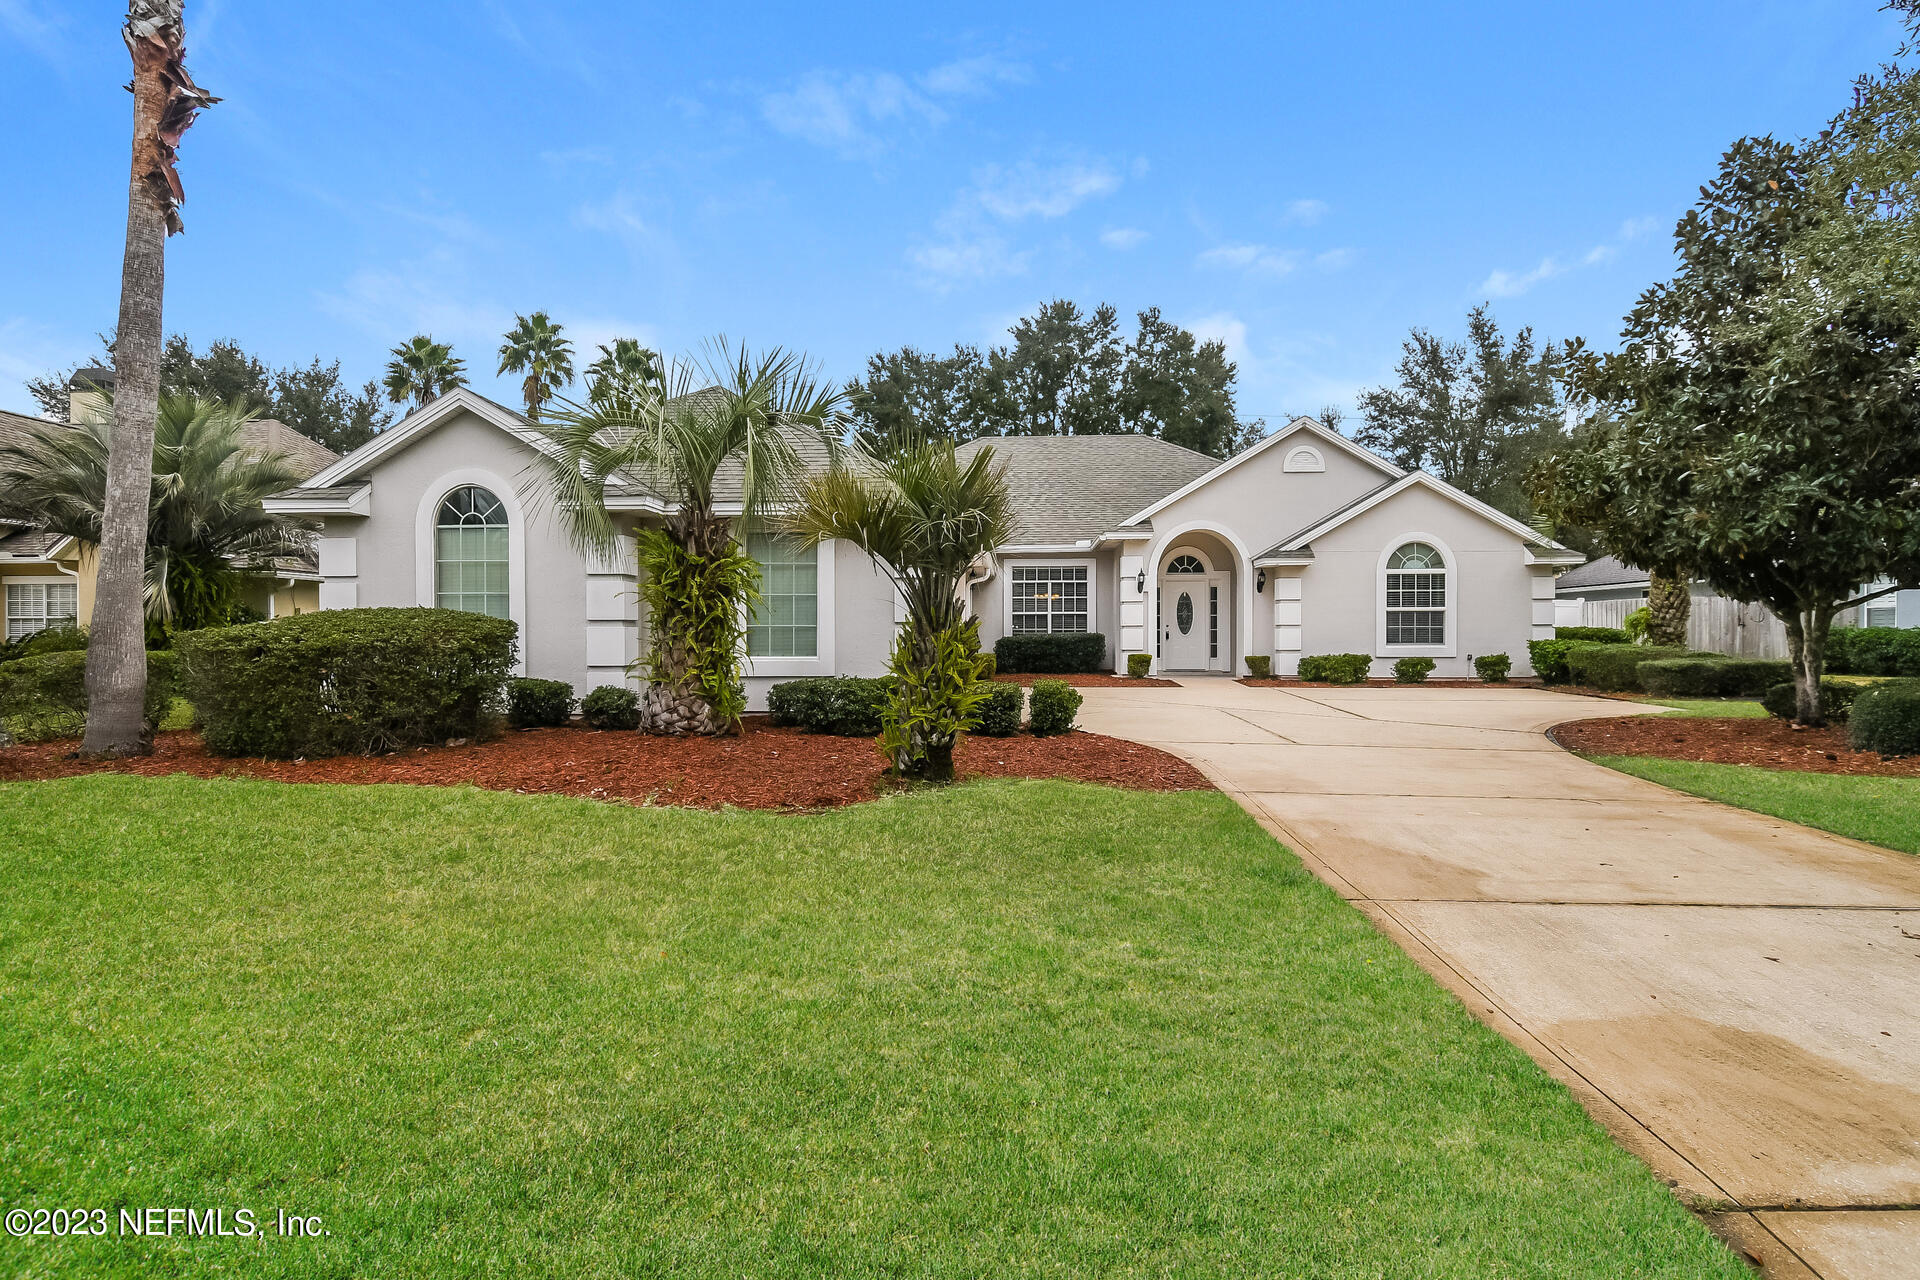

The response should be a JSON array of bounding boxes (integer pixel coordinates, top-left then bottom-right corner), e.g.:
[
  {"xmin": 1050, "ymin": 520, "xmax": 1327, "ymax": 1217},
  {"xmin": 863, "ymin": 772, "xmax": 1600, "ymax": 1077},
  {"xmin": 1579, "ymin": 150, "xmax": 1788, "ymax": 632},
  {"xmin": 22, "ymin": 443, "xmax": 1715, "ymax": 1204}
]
[{"xmin": 1562, "ymin": 593, "xmax": 1791, "ymax": 659}]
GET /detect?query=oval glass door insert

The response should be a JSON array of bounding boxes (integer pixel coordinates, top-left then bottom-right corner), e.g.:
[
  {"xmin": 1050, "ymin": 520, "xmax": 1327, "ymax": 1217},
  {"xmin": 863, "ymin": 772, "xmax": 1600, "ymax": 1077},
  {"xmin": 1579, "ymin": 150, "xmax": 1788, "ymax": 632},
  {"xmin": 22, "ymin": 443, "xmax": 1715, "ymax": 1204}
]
[{"xmin": 1176, "ymin": 592, "xmax": 1194, "ymax": 634}]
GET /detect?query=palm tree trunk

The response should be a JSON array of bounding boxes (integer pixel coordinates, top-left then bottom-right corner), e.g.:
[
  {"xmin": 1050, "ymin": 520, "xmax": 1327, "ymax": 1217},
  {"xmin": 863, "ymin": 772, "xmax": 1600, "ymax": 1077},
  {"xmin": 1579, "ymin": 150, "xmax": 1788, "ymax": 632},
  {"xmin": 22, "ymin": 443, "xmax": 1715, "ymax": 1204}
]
[
  {"xmin": 1646, "ymin": 571, "xmax": 1691, "ymax": 648},
  {"xmin": 640, "ymin": 508, "xmax": 735, "ymax": 736},
  {"xmin": 83, "ymin": 9, "xmax": 177, "ymax": 756}
]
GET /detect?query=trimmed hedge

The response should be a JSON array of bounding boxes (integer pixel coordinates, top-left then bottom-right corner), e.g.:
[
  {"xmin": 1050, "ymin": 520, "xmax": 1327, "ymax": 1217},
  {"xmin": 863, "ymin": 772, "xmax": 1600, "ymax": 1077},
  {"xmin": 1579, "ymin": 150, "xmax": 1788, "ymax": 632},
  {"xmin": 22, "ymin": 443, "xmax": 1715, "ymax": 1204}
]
[
  {"xmin": 765, "ymin": 676, "xmax": 891, "ymax": 736},
  {"xmin": 974, "ymin": 682, "xmax": 1023, "ymax": 737},
  {"xmin": 1393, "ymin": 656, "xmax": 1434, "ymax": 684},
  {"xmin": 1563, "ymin": 643, "xmax": 1690, "ymax": 693},
  {"xmin": 581, "ymin": 684, "xmax": 640, "ymax": 730},
  {"xmin": 1848, "ymin": 684, "xmax": 1920, "ymax": 756},
  {"xmin": 1297, "ymin": 653, "xmax": 1371, "ymax": 684},
  {"xmin": 1475, "ymin": 652, "xmax": 1511, "ymax": 683},
  {"xmin": 1245, "ymin": 655, "xmax": 1272, "ymax": 678},
  {"xmin": 1826, "ymin": 626, "xmax": 1920, "ymax": 678},
  {"xmin": 0, "ymin": 623, "xmax": 88, "ymax": 665},
  {"xmin": 993, "ymin": 632, "xmax": 1106, "ymax": 674},
  {"xmin": 507, "ymin": 677, "xmax": 575, "ymax": 728},
  {"xmin": 0, "ymin": 649, "xmax": 176, "ymax": 744},
  {"xmin": 1027, "ymin": 679, "xmax": 1081, "ymax": 735},
  {"xmin": 1528, "ymin": 638, "xmax": 1573, "ymax": 684},
  {"xmin": 1556, "ymin": 625, "xmax": 1630, "ymax": 645},
  {"xmin": 1637, "ymin": 657, "xmax": 1792, "ymax": 698},
  {"xmin": 1763, "ymin": 676, "xmax": 1919, "ymax": 723},
  {"xmin": 1126, "ymin": 653, "xmax": 1153, "ymax": 678},
  {"xmin": 176, "ymin": 607, "xmax": 517, "ymax": 758}
]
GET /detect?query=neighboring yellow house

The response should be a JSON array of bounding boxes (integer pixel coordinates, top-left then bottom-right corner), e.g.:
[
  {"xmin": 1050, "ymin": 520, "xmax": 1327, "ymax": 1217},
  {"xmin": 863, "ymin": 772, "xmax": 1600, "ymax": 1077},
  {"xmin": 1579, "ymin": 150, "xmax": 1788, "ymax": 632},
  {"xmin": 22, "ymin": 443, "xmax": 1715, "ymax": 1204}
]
[{"xmin": 0, "ymin": 374, "xmax": 334, "ymax": 642}]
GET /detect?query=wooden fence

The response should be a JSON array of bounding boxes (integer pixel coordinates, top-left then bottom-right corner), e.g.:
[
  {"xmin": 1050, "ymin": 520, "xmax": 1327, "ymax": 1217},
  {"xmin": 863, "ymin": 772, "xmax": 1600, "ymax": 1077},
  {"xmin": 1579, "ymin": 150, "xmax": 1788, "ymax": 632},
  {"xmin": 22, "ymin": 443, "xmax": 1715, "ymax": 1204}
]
[{"xmin": 1564, "ymin": 593, "xmax": 1791, "ymax": 658}]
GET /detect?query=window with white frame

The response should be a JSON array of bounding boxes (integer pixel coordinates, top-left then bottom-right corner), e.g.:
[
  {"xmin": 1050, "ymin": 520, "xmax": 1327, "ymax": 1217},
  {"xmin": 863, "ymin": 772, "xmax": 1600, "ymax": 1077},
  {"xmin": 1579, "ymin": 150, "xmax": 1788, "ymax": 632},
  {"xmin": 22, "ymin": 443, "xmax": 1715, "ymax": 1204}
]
[
  {"xmin": 746, "ymin": 533, "xmax": 818, "ymax": 658},
  {"xmin": 5, "ymin": 581, "xmax": 77, "ymax": 642},
  {"xmin": 1010, "ymin": 565, "xmax": 1089, "ymax": 633},
  {"xmin": 1863, "ymin": 579, "xmax": 1899, "ymax": 628},
  {"xmin": 435, "ymin": 485, "xmax": 510, "ymax": 618},
  {"xmin": 1385, "ymin": 542, "xmax": 1446, "ymax": 645}
]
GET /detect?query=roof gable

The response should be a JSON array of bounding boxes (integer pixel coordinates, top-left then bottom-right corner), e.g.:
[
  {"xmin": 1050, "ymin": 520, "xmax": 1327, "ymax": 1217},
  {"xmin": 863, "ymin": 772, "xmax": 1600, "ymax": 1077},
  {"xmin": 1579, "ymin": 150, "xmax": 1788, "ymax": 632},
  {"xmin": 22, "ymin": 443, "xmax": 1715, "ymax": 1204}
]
[
  {"xmin": 1254, "ymin": 469, "xmax": 1578, "ymax": 563},
  {"xmin": 1120, "ymin": 417, "xmax": 1403, "ymax": 528}
]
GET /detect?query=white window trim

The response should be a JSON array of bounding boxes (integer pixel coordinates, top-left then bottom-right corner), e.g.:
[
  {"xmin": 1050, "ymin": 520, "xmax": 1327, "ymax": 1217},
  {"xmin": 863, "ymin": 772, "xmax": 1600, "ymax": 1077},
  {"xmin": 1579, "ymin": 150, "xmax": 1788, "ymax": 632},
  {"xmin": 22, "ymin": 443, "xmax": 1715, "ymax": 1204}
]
[
  {"xmin": 415, "ymin": 469, "xmax": 528, "ymax": 674},
  {"xmin": 1002, "ymin": 557, "xmax": 1097, "ymax": 638},
  {"xmin": 1376, "ymin": 533, "xmax": 1457, "ymax": 658},
  {"xmin": 742, "ymin": 538, "xmax": 837, "ymax": 678},
  {"xmin": 4, "ymin": 575, "xmax": 80, "ymax": 642}
]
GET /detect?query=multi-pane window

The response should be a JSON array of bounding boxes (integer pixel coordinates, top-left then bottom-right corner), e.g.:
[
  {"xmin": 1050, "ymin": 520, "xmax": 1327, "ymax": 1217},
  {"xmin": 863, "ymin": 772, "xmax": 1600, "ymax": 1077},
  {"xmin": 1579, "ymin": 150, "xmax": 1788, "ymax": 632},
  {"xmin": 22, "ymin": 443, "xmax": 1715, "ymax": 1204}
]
[
  {"xmin": 1010, "ymin": 565, "xmax": 1089, "ymax": 633},
  {"xmin": 1209, "ymin": 585, "xmax": 1219, "ymax": 659},
  {"xmin": 5, "ymin": 582, "xmax": 77, "ymax": 642},
  {"xmin": 746, "ymin": 533, "xmax": 817, "ymax": 658},
  {"xmin": 1865, "ymin": 603, "xmax": 1898, "ymax": 628},
  {"xmin": 435, "ymin": 485, "xmax": 509, "ymax": 619},
  {"xmin": 1385, "ymin": 541, "xmax": 1446, "ymax": 645},
  {"xmin": 1166, "ymin": 554, "xmax": 1205, "ymax": 575}
]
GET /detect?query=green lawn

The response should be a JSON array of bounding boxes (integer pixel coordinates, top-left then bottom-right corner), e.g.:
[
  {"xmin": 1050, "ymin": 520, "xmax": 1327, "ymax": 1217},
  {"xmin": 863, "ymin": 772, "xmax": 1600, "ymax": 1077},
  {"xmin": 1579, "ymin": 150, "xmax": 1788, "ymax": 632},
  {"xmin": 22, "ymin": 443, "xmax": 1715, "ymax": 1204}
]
[
  {"xmin": 1634, "ymin": 697, "xmax": 1769, "ymax": 718},
  {"xmin": 1593, "ymin": 755, "xmax": 1920, "ymax": 855},
  {"xmin": 0, "ymin": 776, "xmax": 1743, "ymax": 1278}
]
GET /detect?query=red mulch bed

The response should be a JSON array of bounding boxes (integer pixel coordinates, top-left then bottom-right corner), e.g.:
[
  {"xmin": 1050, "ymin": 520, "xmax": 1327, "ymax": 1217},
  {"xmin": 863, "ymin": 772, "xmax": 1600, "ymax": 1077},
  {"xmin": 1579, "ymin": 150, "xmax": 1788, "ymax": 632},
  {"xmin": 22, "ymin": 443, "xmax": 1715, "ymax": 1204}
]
[
  {"xmin": 1239, "ymin": 677, "xmax": 1543, "ymax": 689},
  {"xmin": 992, "ymin": 673, "xmax": 1179, "ymax": 687},
  {"xmin": 0, "ymin": 720, "xmax": 1212, "ymax": 811},
  {"xmin": 1551, "ymin": 715, "xmax": 1920, "ymax": 777}
]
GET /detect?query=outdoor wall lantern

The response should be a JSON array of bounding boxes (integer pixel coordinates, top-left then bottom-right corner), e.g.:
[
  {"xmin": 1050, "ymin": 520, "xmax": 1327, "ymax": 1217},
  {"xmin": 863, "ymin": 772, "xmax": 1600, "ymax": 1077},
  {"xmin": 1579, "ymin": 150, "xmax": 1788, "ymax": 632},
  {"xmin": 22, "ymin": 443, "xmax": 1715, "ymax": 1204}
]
[
  {"xmin": 1256, "ymin": 569, "xmax": 1267, "ymax": 593},
  {"xmin": 1135, "ymin": 568, "xmax": 1146, "ymax": 594}
]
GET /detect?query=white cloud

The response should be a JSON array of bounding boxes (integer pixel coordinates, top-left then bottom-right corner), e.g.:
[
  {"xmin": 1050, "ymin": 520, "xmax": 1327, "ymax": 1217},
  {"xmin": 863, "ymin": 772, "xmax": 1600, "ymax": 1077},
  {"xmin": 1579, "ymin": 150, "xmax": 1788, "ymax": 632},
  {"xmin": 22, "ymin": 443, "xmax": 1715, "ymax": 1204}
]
[
  {"xmin": 317, "ymin": 264, "xmax": 513, "ymax": 350},
  {"xmin": 1100, "ymin": 227, "xmax": 1148, "ymax": 250},
  {"xmin": 1619, "ymin": 215, "xmax": 1662, "ymax": 240},
  {"xmin": 761, "ymin": 70, "xmax": 942, "ymax": 156},
  {"xmin": 1583, "ymin": 244, "xmax": 1616, "ymax": 266},
  {"xmin": 1479, "ymin": 257, "xmax": 1565, "ymax": 298},
  {"xmin": 0, "ymin": 0, "xmax": 68, "ymax": 65},
  {"xmin": 1284, "ymin": 198, "xmax": 1329, "ymax": 226},
  {"xmin": 1314, "ymin": 247, "xmax": 1355, "ymax": 270},
  {"xmin": 908, "ymin": 234, "xmax": 1030, "ymax": 287},
  {"xmin": 917, "ymin": 52, "xmax": 1030, "ymax": 97},
  {"xmin": 973, "ymin": 160, "xmax": 1122, "ymax": 220},
  {"xmin": 1197, "ymin": 242, "xmax": 1301, "ymax": 276},
  {"xmin": 1187, "ymin": 312, "xmax": 1249, "ymax": 364}
]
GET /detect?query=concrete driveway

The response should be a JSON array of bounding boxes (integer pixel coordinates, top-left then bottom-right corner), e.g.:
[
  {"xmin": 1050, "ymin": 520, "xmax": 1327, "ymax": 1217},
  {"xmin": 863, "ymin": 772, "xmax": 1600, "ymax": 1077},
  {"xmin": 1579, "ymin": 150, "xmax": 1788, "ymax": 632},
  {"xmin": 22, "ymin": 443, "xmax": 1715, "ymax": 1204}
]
[{"xmin": 1078, "ymin": 677, "xmax": 1920, "ymax": 1280}]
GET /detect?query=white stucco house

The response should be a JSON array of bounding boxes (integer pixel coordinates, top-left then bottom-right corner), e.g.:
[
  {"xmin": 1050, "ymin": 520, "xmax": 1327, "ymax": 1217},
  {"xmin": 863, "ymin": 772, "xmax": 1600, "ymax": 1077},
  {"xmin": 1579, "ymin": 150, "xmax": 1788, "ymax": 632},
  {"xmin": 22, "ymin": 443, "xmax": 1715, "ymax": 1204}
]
[{"xmin": 263, "ymin": 388, "xmax": 1580, "ymax": 702}]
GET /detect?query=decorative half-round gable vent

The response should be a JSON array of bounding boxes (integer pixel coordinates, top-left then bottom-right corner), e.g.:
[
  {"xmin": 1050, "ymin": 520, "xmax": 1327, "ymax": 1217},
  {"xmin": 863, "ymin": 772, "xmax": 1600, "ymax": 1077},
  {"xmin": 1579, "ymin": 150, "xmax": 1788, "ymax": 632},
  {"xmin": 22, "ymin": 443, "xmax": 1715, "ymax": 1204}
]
[{"xmin": 1283, "ymin": 445, "xmax": 1326, "ymax": 473}]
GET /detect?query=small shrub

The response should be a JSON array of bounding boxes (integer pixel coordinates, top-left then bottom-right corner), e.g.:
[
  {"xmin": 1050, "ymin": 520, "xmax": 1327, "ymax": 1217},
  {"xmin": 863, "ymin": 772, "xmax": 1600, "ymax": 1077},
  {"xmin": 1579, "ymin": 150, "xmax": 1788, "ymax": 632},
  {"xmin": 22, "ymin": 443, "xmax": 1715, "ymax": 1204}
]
[
  {"xmin": 1297, "ymin": 653, "xmax": 1371, "ymax": 684},
  {"xmin": 581, "ymin": 684, "xmax": 640, "ymax": 730},
  {"xmin": 1555, "ymin": 625, "xmax": 1630, "ymax": 645},
  {"xmin": 1528, "ymin": 638, "xmax": 1573, "ymax": 684},
  {"xmin": 1849, "ymin": 685, "xmax": 1920, "ymax": 756},
  {"xmin": 1827, "ymin": 626, "xmax": 1920, "ymax": 677},
  {"xmin": 1126, "ymin": 653, "xmax": 1153, "ymax": 678},
  {"xmin": 1764, "ymin": 676, "xmax": 1919, "ymax": 723},
  {"xmin": 1621, "ymin": 607, "xmax": 1651, "ymax": 644},
  {"xmin": 1475, "ymin": 652, "xmax": 1512, "ymax": 682},
  {"xmin": 993, "ymin": 632, "xmax": 1106, "ymax": 674},
  {"xmin": 506, "ymin": 677, "xmax": 575, "ymax": 729},
  {"xmin": 1245, "ymin": 655, "xmax": 1272, "ymax": 678},
  {"xmin": 1027, "ymin": 679, "xmax": 1082, "ymax": 736},
  {"xmin": 974, "ymin": 682, "xmax": 1023, "ymax": 736},
  {"xmin": 1563, "ymin": 643, "xmax": 1689, "ymax": 692},
  {"xmin": 1393, "ymin": 656, "xmax": 1435, "ymax": 684},
  {"xmin": 177, "ymin": 607, "xmax": 517, "ymax": 758},
  {"xmin": 766, "ymin": 676, "xmax": 891, "ymax": 736},
  {"xmin": 0, "ymin": 649, "xmax": 177, "ymax": 744}
]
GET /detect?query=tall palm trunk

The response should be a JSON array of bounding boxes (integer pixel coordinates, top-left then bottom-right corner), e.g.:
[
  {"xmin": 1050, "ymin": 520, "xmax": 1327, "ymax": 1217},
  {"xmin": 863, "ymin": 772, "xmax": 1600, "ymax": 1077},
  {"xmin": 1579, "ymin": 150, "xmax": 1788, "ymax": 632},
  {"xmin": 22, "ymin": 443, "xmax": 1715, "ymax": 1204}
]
[
  {"xmin": 638, "ymin": 507, "xmax": 737, "ymax": 736},
  {"xmin": 85, "ymin": 6, "xmax": 189, "ymax": 754},
  {"xmin": 1646, "ymin": 570, "xmax": 1691, "ymax": 648}
]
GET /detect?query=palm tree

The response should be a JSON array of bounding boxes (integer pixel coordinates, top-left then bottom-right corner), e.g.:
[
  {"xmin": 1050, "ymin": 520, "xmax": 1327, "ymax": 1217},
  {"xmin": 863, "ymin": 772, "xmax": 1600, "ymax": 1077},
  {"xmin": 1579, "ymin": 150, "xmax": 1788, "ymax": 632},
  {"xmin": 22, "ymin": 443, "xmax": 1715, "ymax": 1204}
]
[
  {"xmin": 529, "ymin": 342, "xmax": 848, "ymax": 735},
  {"xmin": 86, "ymin": 0, "xmax": 218, "ymax": 755},
  {"xmin": 1647, "ymin": 570, "xmax": 1692, "ymax": 647},
  {"xmin": 497, "ymin": 312, "xmax": 575, "ymax": 419},
  {"xmin": 785, "ymin": 438, "xmax": 1015, "ymax": 781},
  {"xmin": 0, "ymin": 397, "xmax": 312, "ymax": 633},
  {"xmin": 382, "ymin": 336, "xmax": 468, "ymax": 411}
]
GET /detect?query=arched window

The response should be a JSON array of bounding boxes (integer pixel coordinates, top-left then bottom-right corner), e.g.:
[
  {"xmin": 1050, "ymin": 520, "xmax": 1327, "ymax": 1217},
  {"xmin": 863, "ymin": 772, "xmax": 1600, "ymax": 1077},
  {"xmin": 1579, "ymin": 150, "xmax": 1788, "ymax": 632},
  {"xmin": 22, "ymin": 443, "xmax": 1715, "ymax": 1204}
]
[
  {"xmin": 435, "ymin": 485, "xmax": 509, "ymax": 618},
  {"xmin": 1385, "ymin": 541, "xmax": 1445, "ymax": 645},
  {"xmin": 1166, "ymin": 554, "xmax": 1206, "ymax": 574}
]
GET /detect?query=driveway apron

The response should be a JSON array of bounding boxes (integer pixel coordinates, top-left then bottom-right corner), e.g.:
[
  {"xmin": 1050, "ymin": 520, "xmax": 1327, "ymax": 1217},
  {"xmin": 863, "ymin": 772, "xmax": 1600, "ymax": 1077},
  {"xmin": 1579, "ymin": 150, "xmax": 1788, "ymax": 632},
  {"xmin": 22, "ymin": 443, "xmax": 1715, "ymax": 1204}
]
[{"xmin": 1078, "ymin": 677, "xmax": 1920, "ymax": 1280}]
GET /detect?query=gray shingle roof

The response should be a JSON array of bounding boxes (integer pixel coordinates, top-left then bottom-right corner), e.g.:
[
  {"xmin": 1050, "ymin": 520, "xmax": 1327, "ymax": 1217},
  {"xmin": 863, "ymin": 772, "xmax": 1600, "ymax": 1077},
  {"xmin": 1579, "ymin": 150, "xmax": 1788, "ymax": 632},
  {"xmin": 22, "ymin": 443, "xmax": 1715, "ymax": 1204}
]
[
  {"xmin": 0, "ymin": 526, "xmax": 65, "ymax": 559},
  {"xmin": 240, "ymin": 418, "xmax": 339, "ymax": 481},
  {"xmin": 1554, "ymin": 553, "xmax": 1645, "ymax": 590},
  {"xmin": 954, "ymin": 434, "xmax": 1219, "ymax": 545}
]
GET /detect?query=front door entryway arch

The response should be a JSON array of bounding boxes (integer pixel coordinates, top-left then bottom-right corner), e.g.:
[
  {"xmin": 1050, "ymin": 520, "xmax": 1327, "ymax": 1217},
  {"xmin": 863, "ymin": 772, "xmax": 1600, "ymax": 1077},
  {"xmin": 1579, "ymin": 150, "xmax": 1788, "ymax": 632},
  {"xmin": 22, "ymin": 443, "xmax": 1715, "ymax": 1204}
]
[{"xmin": 1158, "ymin": 547, "xmax": 1230, "ymax": 672}]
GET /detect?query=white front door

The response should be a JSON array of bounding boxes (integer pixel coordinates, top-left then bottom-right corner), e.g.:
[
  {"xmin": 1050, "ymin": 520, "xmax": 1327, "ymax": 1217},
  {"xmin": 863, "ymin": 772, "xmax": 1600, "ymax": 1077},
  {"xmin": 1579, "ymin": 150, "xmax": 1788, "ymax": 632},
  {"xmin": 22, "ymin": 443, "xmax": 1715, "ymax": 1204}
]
[{"xmin": 1162, "ymin": 580, "xmax": 1211, "ymax": 670}]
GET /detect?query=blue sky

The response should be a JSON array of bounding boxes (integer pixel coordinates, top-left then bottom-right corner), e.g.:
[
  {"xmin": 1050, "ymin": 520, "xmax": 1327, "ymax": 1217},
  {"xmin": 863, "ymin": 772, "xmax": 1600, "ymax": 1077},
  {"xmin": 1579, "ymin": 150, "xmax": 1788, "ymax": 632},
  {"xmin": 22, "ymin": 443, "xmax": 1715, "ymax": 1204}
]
[{"xmin": 0, "ymin": 1, "xmax": 1902, "ymax": 425}]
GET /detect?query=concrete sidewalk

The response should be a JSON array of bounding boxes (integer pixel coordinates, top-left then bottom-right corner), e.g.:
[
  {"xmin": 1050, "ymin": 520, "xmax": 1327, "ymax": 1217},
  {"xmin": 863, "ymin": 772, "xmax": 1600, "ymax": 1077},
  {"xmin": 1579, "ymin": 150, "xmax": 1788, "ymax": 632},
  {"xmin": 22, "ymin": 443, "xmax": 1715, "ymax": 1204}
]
[{"xmin": 1078, "ymin": 677, "xmax": 1920, "ymax": 1280}]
